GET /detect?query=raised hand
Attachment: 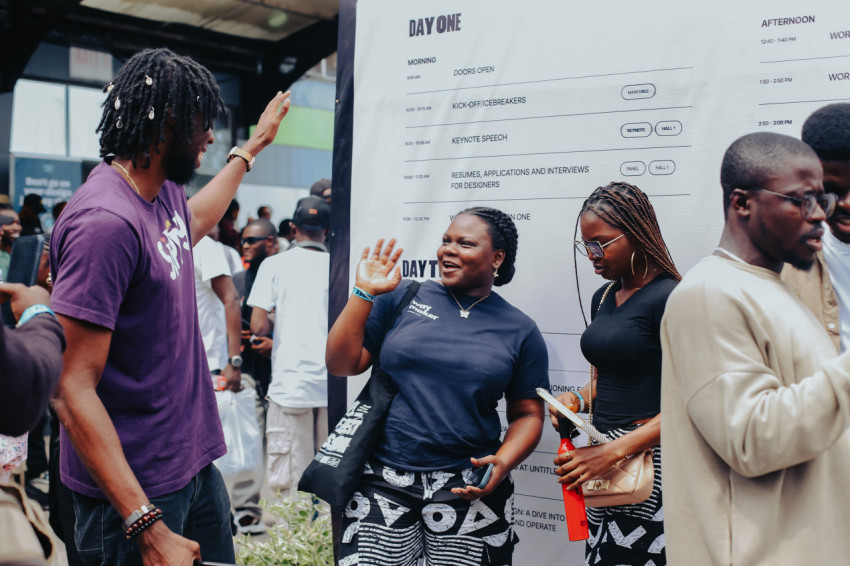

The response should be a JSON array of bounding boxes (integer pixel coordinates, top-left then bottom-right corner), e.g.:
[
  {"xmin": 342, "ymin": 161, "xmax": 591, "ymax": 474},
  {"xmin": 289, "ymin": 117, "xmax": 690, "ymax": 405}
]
[
  {"xmin": 245, "ymin": 91, "xmax": 291, "ymax": 155},
  {"xmin": 356, "ymin": 239, "xmax": 403, "ymax": 296}
]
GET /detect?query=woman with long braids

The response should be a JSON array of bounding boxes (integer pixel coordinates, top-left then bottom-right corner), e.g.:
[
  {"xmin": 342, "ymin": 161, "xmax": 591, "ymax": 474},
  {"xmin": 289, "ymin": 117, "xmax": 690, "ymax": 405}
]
[
  {"xmin": 327, "ymin": 207, "xmax": 549, "ymax": 564},
  {"xmin": 552, "ymin": 182, "xmax": 680, "ymax": 565}
]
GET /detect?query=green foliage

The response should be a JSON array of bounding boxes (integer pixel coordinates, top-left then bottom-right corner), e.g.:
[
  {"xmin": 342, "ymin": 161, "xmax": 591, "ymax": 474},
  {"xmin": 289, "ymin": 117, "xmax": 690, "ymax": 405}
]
[{"xmin": 235, "ymin": 492, "xmax": 334, "ymax": 566}]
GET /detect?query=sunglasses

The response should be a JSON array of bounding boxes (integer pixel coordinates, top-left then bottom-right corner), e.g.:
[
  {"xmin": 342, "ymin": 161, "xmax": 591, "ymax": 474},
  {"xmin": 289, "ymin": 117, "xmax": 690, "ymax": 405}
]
[
  {"xmin": 574, "ymin": 233, "xmax": 626, "ymax": 258},
  {"xmin": 242, "ymin": 235, "xmax": 272, "ymax": 245},
  {"xmin": 748, "ymin": 187, "xmax": 837, "ymax": 220}
]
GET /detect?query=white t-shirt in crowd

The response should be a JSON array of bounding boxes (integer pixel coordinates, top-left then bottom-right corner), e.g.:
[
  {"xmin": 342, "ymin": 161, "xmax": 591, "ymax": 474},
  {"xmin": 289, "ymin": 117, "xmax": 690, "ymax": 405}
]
[
  {"xmin": 223, "ymin": 244, "xmax": 245, "ymax": 277},
  {"xmin": 247, "ymin": 245, "xmax": 329, "ymax": 408},
  {"xmin": 193, "ymin": 236, "xmax": 231, "ymax": 371},
  {"xmin": 823, "ymin": 228, "xmax": 850, "ymax": 353}
]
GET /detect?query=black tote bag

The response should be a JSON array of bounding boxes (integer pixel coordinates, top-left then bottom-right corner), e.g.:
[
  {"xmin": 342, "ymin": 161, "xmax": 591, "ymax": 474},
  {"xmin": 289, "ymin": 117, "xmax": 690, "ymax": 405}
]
[{"xmin": 298, "ymin": 281, "xmax": 420, "ymax": 509}]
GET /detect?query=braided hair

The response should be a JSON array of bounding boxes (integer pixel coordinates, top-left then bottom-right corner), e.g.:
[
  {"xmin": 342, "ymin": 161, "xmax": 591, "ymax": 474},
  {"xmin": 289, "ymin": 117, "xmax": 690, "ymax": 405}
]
[
  {"xmin": 573, "ymin": 182, "xmax": 681, "ymax": 324},
  {"xmin": 97, "ymin": 48, "xmax": 227, "ymax": 168},
  {"xmin": 457, "ymin": 207, "xmax": 519, "ymax": 286}
]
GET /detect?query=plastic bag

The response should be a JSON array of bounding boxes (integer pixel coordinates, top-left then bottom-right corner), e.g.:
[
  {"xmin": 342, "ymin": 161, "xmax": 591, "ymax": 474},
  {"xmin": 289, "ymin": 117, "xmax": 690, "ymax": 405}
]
[{"xmin": 214, "ymin": 388, "xmax": 263, "ymax": 493}]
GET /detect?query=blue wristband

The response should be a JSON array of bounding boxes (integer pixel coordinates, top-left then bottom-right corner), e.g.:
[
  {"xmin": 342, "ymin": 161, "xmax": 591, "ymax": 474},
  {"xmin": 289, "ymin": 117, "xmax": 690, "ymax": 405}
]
[
  {"xmin": 17, "ymin": 304, "xmax": 55, "ymax": 327},
  {"xmin": 574, "ymin": 391, "xmax": 586, "ymax": 413},
  {"xmin": 352, "ymin": 286, "xmax": 375, "ymax": 303}
]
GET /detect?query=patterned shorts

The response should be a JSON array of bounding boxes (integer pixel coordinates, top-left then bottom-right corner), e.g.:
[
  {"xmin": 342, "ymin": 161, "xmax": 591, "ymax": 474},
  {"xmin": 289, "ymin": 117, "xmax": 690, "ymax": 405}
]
[
  {"xmin": 339, "ymin": 462, "xmax": 518, "ymax": 566},
  {"xmin": 585, "ymin": 424, "xmax": 665, "ymax": 566}
]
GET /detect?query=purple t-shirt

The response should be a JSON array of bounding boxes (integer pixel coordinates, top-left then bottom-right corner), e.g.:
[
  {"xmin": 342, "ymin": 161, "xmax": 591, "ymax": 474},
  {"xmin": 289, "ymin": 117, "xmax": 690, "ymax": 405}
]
[{"xmin": 50, "ymin": 162, "xmax": 225, "ymax": 499}]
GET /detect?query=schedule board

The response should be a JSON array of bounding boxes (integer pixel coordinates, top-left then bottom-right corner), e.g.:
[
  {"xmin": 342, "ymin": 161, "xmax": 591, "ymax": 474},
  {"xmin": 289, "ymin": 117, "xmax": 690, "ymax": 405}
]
[{"xmin": 336, "ymin": 1, "xmax": 850, "ymax": 562}]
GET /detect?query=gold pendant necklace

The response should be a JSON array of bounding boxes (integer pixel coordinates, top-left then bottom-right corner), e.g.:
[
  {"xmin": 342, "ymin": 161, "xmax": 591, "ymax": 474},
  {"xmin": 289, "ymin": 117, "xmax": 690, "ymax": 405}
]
[
  {"xmin": 447, "ymin": 287, "xmax": 490, "ymax": 319},
  {"xmin": 111, "ymin": 161, "xmax": 141, "ymax": 196}
]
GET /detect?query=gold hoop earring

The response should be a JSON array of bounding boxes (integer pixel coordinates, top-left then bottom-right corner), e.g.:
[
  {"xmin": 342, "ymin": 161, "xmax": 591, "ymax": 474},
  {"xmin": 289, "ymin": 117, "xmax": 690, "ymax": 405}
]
[
  {"xmin": 630, "ymin": 251, "xmax": 636, "ymax": 276},
  {"xmin": 643, "ymin": 252, "xmax": 649, "ymax": 278}
]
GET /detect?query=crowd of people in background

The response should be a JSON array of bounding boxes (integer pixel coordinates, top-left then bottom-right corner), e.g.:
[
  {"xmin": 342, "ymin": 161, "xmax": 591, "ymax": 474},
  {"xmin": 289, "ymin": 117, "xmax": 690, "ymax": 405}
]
[
  {"xmin": 191, "ymin": 191, "xmax": 333, "ymax": 537},
  {"xmin": 2, "ymin": 45, "xmax": 850, "ymax": 566}
]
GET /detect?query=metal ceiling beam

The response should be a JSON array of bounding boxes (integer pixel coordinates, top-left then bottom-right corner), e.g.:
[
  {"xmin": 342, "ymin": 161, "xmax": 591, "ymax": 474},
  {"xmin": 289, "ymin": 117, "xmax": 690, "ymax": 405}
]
[
  {"xmin": 0, "ymin": 0, "xmax": 338, "ymax": 135},
  {"xmin": 0, "ymin": 0, "xmax": 83, "ymax": 93},
  {"xmin": 231, "ymin": 0, "xmax": 335, "ymax": 22},
  {"xmin": 241, "ymin": 16, "xmax": 338, "ymax": 123}
]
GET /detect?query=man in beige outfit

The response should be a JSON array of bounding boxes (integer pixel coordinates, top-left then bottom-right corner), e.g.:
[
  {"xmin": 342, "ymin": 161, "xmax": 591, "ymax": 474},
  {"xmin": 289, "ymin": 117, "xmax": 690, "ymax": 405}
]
[{"xmin": 661, "ymin": 132, "xmax": 850, "ymax": 565}]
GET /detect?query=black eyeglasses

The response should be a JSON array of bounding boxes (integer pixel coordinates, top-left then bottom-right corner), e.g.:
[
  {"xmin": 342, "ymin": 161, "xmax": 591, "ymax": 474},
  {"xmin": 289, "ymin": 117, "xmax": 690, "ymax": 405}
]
[
  {"xmin": 749, "ymin": 187, "xmax": 837, "ymax": 220},
  {"xmin": 242, "ymin": 236, "xmax": 272, "ymax": 245},
  {"xmin": 574, "ymin": 233, "xmax": 625, "ymax": 258}
]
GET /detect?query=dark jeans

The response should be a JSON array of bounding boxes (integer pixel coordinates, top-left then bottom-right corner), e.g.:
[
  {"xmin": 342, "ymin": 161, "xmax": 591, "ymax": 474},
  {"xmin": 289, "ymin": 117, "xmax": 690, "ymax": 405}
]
[{"xmin": 72, "ymin": 464, "xmax": 235, "ymax": 566}]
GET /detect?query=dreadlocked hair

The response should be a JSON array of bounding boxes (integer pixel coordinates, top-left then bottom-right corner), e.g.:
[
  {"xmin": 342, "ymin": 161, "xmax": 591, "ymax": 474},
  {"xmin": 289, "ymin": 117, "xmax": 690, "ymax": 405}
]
[
  {"xmin": 573, "ymin": 182, "xmax": 681, "ymax": 325},
  {"xmin": 97, "ymin": 48, "xmax": 227, "ymax": 168},
  {"xmin": 457, "ymin": 207, "xmax": 518, "ymax": 286}
]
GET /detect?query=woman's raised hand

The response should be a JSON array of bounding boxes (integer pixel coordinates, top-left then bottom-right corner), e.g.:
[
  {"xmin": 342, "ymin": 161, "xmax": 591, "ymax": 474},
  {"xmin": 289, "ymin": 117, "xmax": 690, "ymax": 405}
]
[{"xmin": 356, "ymin": 239, "xmax": 404, "ymax": 296}]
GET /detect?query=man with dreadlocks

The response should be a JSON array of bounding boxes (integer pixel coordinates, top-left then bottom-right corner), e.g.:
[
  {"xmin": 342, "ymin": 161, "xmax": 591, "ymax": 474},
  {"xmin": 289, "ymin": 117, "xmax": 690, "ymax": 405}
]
[
  {"xmin": 551, "ymin": 181, "xmax": 679, "ymax": 565},
  {"xmin": 49, "ymin": 48, "xmax": 290, "ymax": 565},
  {"xmin": 661, "ymin": 132, "xmax": 850, "ymax": 565}
]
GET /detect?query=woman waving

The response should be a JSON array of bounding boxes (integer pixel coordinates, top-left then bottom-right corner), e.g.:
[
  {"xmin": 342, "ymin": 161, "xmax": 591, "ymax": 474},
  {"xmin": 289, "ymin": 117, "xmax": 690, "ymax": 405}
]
[{"xmin": 327, "ymin": 207, "xmax": 549, "ymax": 565}]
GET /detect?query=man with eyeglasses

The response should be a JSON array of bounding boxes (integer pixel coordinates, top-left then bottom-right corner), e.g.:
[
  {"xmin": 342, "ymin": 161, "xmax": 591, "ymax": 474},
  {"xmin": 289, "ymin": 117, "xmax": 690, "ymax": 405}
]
[
  {"xmin": 782, "ymin": 103, "xmax": 850, "ymax": 353},
  {"xmin": 660, "ymin": 131, "xmax": 850, "ymax": 566}
]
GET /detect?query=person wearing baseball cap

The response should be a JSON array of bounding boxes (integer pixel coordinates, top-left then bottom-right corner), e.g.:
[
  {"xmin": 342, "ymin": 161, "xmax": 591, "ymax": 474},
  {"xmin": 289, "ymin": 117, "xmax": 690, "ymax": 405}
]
[
  {"xmin": 246, "ymin": 195, "xmax": 330, "ymax": 499},
  {"xmin": 309, "ymin": 178, "xmax": 331, "ymax": 205},
  {"xmin": 292, "ymin": 195, "xmax": 330, "ymax": 231}
]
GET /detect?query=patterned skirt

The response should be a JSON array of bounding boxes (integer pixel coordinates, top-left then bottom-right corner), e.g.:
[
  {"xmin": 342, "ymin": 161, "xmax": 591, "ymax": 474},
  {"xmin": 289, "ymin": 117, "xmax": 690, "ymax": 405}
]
[{"xmin": 585, "ymin": 424, "xmax": 665, "ymax": 566}]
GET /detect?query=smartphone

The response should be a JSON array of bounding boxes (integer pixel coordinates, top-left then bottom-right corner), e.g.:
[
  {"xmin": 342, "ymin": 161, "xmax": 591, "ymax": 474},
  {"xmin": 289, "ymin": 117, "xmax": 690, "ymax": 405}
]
[
  {"xmin": 1, "ymin": 235, "xmax": 45, "ymax": 327},
  {"xmin": 472, "ymin": 463, "xmax": 494, "ymax": 489}
]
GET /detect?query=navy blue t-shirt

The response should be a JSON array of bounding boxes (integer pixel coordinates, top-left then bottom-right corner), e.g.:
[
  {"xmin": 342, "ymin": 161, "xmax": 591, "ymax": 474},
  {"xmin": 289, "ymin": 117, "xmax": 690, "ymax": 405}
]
[
  {"xmin": 364, "ymin": 279, "xmax": 549, "ymax": 472},
  {"xmin": 580, "ymin": 275, "xmax": 676, "ymax": 432}
]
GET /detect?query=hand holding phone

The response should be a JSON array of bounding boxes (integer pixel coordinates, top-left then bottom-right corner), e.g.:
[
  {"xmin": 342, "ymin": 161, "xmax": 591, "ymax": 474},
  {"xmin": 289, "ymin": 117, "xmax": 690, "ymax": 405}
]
[
  {"xmin": 1, "ymin": 235, "xmax": 45, "ymax": 326},
  {"xmin": 473, "ymin": 463, "xmax": 494, "ymax": 489}
]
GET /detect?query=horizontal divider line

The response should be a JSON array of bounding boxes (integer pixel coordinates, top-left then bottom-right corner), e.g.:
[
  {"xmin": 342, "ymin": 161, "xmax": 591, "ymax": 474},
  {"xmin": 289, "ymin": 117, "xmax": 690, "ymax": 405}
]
[
  {"xmin": 514, "ymin": 492, "xmax": 563, "ymax": 502},
  {"xmin": 403, "ymin": 145, "xmax": 691, "ymax": 162},
  {"xmin": 760, "ymin": 54, "xmax": 850, "ymax": 64},
  {"xmin": 406, "ymin": 66, "xmax": 694, "ymax": 95},
  {"xmin": 759, "ymin": 97, "xmax": 850, "ymax": 106},
  {"xmin": 404, "ymin": 105, "xmax": 693, "ymax": 129},
  {"xmin": 400, "ymin": 193, "xmax": 691, "ymax": 205}
]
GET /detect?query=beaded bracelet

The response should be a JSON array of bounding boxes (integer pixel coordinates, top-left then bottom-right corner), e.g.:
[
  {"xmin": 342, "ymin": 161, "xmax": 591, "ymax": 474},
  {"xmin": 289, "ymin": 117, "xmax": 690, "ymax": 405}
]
[
  {"xmin": 352, "ymin": 286, "xmax": 375, "ymax": 303},
  {"xmin": 124, "ymin": 506, "xmax": 163, "ymax": 540}
]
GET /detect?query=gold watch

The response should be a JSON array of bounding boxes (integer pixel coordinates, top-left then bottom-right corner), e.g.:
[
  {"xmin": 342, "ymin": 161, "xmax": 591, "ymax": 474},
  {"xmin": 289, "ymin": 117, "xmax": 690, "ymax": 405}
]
[{"xmin": 227, "ymin": 146, "xmax": 255, "ymax": 172}]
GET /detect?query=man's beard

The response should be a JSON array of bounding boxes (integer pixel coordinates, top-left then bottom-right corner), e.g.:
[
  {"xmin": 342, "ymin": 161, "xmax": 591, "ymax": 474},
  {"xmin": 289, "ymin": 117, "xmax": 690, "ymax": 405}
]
[
  {"xmin": 782, "ymin": 227, "xmax": 824, "ymax": 271},
  {"xmin": 783, "ymin": 250, "xmax": 815, "ymax": 271},
  {"xmin": 757, "ymin": 214, "xmax": 820, "ymax": 272},
  {"xmin": 248, "ymin": 249, "xmax": 267, "ymax": 271},
  {"xmin": 162, "ymin": 142, "xmax": 197, "ymax": 185}
]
